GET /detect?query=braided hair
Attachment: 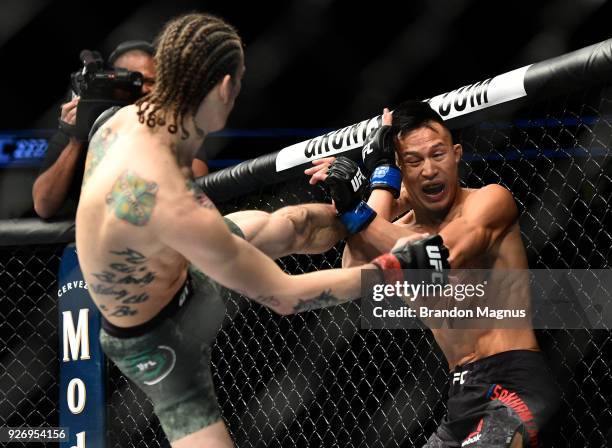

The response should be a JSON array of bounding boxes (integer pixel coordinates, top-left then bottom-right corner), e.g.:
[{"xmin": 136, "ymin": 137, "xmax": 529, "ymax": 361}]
[{"xmin": 136, "ymin": 13, "xmax": 243, "ymax": 139}]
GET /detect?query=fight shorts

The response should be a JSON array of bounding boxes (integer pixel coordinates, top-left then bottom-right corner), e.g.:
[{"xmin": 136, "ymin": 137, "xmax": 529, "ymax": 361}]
[
  {"xmin": 99, "ymin": 217, "xmax": 244, "ymax": 442},
  {"xmin": 424, "ymin": 350, "xmax": 560, "ymax": 448}
]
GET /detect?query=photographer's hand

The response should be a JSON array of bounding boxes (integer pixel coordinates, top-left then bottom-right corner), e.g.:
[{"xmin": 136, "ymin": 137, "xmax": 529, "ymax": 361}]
[
  {"xmin": 59, "ymin": 97, "xmax": 82, "ymax": 142},
  {"xmin": 61, "ymin": 97, "xmax": 78, "ymax": 122}
]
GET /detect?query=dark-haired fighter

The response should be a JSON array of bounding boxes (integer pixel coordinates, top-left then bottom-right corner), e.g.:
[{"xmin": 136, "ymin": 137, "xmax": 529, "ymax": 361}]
[
  {"xmin": 307, "ymin": 104, "xmax": 560, "ymax": 447},
  {"xmin": 75, "ymin": 13, "xmax": 424, "ymax": 448}
]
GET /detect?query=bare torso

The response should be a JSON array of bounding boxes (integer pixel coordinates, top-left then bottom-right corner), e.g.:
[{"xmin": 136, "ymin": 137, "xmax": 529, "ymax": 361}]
[
  {"xmin": 395, "ymin": 188, "xmax": 539, "ymax": 369},
  {"xmin": 76, "ymin": 106, "xmax": 216, "ymax": 327}
]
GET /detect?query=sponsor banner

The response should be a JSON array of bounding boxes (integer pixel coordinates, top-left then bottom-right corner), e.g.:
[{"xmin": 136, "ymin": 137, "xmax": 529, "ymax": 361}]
[
  {"xmin": 275, "ymin": 65, "xmax": 531, "ymax": 173},
  {"xmin": 361, "ymin": 269, "xmax": 612, "ymax": 330},
  {"xmin": 427, "ymin": 65, "xmax": 531, "ymax": 120},
  {"xmin": 275, "ymin": 115, "xmax": 382, "ymax": 172},
  {"xmin": 58, "ymin": 244, "xmax": 105, "ymax": 448}
]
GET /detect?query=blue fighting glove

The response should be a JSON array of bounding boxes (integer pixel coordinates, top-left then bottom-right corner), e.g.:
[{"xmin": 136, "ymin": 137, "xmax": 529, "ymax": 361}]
[{"xmin": 362, "ymin": 126, "xmax": 402, "ymax": 198}]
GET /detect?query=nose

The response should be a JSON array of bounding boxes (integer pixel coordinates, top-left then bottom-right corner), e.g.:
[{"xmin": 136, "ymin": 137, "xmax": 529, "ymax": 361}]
[
  {"xmin": 141, "ymin": 78, "xmax": 155, "ymax": 96},
  {"xmin": 421, "ymin": 157, "xmax": 438, "ymax": 179}
]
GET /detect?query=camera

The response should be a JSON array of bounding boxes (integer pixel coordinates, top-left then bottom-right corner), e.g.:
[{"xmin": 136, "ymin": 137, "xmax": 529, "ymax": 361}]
[{"xmin": 64, "ymin": 50, "xmax": 144, "ymax": 140}]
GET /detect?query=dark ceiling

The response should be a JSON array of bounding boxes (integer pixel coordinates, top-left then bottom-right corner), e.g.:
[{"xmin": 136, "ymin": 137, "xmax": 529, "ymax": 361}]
[{"xmin": 0, "ymin": 0, "xmax": 610, "ymax": 133}]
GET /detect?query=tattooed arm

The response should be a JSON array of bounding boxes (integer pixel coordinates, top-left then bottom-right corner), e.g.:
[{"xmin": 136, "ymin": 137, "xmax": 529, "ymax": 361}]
[
  {"xmin": 225, "ymin": 204, "xmax": 347, "ymax": 260},
  {"xmin": 163, "ymin": 208, "xmax": 370, "ymax": 314},
  {"xmin": 186, "ymin": 178, "xmax": 346, "ymax": 260},
  {"xmin": 82, "ymin": 126, "xmax": 118, "ymax": 187},
  {"xmin": 150, "ymin": 175, "xmax": 372, "ymax": 315}
]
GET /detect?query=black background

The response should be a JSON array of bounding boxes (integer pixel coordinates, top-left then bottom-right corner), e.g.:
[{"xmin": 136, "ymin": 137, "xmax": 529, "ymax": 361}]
[{"xmin": 0, "ymin": 0, "xmax": 610, "ymax": 139}]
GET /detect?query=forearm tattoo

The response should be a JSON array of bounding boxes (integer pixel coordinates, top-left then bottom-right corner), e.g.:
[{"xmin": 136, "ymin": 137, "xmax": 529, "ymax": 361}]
[
  {"xmin": 252, "ymin": 295, "xmax": 281, "ymax": 307},
  {"xmin": 90, "ymin": 247, "xmax": 156, "ymax": 317},
  {"xmin": 293, "ymin": 289, "xmax": 341, "ymax": 313},
  {"xmin": 83, "ymin": 127, "xmax": 117, "ymax": 185},
  {"xmin": 249, "ymin": 289, "xmax": 342, "ymax": 313},
  {"xmin": 106, "ymin": 170, "xmax": 158, "ymax": 226}
]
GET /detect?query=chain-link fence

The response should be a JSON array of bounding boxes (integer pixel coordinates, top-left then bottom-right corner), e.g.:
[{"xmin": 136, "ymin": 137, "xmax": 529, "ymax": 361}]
[
  {"xmin": 0, "ymin": 245, "xmax": 64, "ymax": 447},
  {"xmin": 1, "ymin": 83, "xmax": 611, "ymax": 447},
  {"xmin": 105, "ymin": 84, "xmax": 612, "ymax": 447}
]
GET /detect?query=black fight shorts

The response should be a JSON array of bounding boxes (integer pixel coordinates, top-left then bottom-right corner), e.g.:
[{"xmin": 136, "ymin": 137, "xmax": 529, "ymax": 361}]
[{"xmin": 424, "ymin": 350, "xmax": 560, "ymax": 447}]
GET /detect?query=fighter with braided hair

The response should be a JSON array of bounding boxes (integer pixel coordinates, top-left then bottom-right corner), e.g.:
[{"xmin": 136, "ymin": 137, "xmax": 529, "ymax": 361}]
[
  {"xmin": 76, "ymin": 13, "xmax": 424, "ymax": 447},
  {"xmin": 134, "ymin": 13, "xmax": 242, "ymax": 139}
]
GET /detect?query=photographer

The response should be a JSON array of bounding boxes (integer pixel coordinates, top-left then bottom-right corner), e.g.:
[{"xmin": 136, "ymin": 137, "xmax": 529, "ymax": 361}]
[{"xmin": 32, "ymin": 41, "xmax": 156, "ymax": 219}]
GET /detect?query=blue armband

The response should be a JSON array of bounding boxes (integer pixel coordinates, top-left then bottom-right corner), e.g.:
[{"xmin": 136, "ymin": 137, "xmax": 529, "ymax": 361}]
[
  {"xmin": 370, "ymin": 165, "xmax": 402, "ymax": 198},
  {"xmin": 338, "ymin": 201, "xmax": 377, "ymax": 234}
]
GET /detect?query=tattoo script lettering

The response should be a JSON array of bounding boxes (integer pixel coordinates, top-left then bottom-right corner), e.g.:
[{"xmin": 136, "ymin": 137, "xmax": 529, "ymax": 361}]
[
  {"xmin": 91, "ymin": 247, "xmax": 156, "ymax": 318},
  {"xmin": 293, "ymin": 289, "xmax": 340, "ymax": 313}
]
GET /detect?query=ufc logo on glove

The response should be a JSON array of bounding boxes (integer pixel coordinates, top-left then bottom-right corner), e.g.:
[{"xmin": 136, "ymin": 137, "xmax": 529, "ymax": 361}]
[
  {"xmin": 351, "ymin": 169, "xmax": 367, "ymax": 192},
  {"xmin": 362, "ymin": 142, "xmax": 374, "ymax": 158},
  {"xmin": 426, "ymin": 245, "xmax": 445, "ymax": 283}
]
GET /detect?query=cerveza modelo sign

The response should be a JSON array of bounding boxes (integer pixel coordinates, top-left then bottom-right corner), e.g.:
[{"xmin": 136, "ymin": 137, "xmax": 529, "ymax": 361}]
[{"xmin": 58, "ymin": 245, "xmax": 106, "ymax": 448}]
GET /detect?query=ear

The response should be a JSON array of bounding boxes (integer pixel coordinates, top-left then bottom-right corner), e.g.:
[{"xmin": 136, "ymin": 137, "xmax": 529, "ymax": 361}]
[
  {"xmin": 453, "ymin": 143, "xmax": 463, "ymax": 163},
  {"xmin": 393, "ymin": 132, "xmax": 402, "ymax": 164},
  {"xmin": 218, "ymin": 74, "xmax": 233, "ymax": 105}
]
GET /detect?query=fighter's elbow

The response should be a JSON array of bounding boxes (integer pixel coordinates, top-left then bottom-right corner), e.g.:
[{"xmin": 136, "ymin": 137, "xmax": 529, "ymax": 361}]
[
  {"xmin": 273, "ymin": 304, "xmax": 294, "ymax": 316},
  {"xmin": 33, "ymin": 197, "xmax": 57, "ymax": 219},
  {"xmin": 268, "ymin": 276, "xmax": 299, "ymax": 316}
]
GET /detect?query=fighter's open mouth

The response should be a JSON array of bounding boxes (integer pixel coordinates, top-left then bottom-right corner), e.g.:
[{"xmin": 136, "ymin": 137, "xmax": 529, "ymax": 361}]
[{"xmin": 422, "ymin": 184, "xmax": 445, "ymax": 195}]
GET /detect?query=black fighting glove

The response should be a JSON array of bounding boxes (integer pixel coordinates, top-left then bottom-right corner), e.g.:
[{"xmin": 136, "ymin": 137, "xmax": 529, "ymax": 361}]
[
  {"xmin": 362, "ymin": 126, "xmax": 402, "ymax": 198},
  {"xmin": 324, "ymin": 156, "xmax": 376, "ymax": 234},
  {"xmin": 372, "ymin": 235, "xmax": 450, "ymax": 285}
]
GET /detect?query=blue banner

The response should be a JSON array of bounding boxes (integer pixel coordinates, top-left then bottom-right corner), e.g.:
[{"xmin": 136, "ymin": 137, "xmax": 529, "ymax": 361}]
[{"xmin": 58, "ymin": 244, "xmax": 106, "ymax": 448}]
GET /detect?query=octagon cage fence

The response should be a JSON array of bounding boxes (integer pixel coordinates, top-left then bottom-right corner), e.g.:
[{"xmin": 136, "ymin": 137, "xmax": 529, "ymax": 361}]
[{"xmin": 1, "ymin": 39, "xmax": 611, "ymax": 447}]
